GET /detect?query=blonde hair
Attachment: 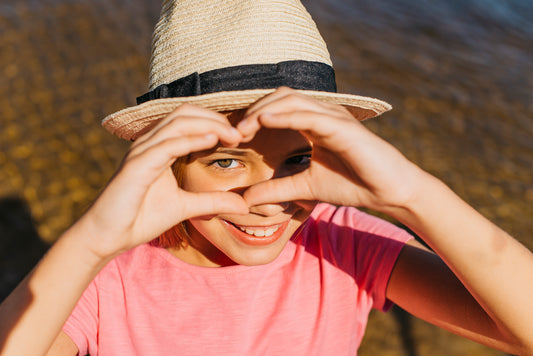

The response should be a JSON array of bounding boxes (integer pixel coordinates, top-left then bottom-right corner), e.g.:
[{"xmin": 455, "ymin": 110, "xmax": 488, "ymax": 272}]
[{"xmin": 151, "ymin": 156, "xmax": 191, "ymax": 248}]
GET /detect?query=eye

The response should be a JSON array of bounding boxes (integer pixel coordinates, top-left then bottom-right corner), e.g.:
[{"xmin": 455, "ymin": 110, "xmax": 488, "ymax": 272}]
[
  {"xmin": 285, "ymin": 154, "xmax": 311, "ymax": 166},
  {"xmin": 211, "ymin": 159, "xmax": 241, "ymax": 169}
]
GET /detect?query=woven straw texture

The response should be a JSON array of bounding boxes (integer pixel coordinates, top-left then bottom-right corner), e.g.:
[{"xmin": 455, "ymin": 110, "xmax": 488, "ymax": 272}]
[
  {"xmin": 150, "ymin": 0, "xmax": 332, "ymax": 88},
  {"xmin": 102, "ymin": 0, "xmax": 391, "ymax": 141}
]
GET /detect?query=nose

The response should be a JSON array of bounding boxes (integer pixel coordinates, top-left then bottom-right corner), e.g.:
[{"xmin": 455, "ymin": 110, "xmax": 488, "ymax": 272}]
[
  {"xmin": 248, "ymin": 201, "xmax": 289, "ymax": 217},
  {"xmin": 229, "ymin": 164, "xmax": 290, "ymax": 217}
]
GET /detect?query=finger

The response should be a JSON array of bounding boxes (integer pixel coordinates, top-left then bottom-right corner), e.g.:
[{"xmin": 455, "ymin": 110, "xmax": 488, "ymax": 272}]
[
  {"xmin": 134, "ymin": 103, "xmax": 238, "ymax": 146},
  {"xmin": 180, "ymin": 191, "xmax": 249, "ymax": 219},
  {"xmin": 237, "ymin": 87, "xmax": 345, "ymax": 141},
  {"xmin": 139, "ymin": 103, "xmax": 232, "ymax": 138},
  {"xmin": 136, "ymin": 117, "xmax": 240, "ymax": 149},
  {"xmin": 235, "ymin": 87, "xmax": 297, "ymax": 141},
  {"xmin": 237, "ymin": 88, "xmax": 306, "ymax": 141},
  {"xmin": 246, "ymin": 87, "xmax": 347, "ymax": 118},
  {"xmin": 153, "ymin": 117, "xmax": 240, "ymax": 145},
  {"xmin": 294, "ymin": 199, "xmax": 319, "ymax": 212},
  {"xmin": 245, "ymin": 87, "xmax": 332, "ymax": 117},
  {"xmin": 243, "ymin": 173, "xmax": 314, "ymax": 207},
  {"xmin": 123, "ymin": 134, "xmax": 220, "ymax": 181},
  {"xmin": 260, "ymin": 111, "xmax": 354, "ymax": 150},
  {"xmin": 131, "ymin": 117, "xmax": 241, "ymax": 158}
]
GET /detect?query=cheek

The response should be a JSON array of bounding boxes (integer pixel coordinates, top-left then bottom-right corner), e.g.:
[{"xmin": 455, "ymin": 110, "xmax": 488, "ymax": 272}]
[
  {"xmin": 187, "ymin": 218, "xmax": 214, "ymax": 238},
  {"xmin": 183, "ymin": 167, "xmax": 246, "ymax": 193}
]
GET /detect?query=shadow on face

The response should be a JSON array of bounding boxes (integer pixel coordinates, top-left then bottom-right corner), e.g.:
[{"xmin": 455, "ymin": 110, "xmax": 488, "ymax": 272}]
[{"xmin": 184, "ymin": 109, "xmax": 312, "ymax": 194}]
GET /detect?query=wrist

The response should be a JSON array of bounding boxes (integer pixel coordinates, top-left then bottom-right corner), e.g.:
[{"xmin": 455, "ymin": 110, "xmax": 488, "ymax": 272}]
[
  {"xmin": 387, "ymin": 175, "xmax": 456, "ymax": 242},
  {"xmin": 62, "ymin": 214, "xmax": 124, "ymax": 268},
  {"xmin": 379, "ymin": 165, "xmax": 444, "ymax": 223}
]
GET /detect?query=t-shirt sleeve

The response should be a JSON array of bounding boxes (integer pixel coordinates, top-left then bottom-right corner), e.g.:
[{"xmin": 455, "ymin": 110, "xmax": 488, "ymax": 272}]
[
  {"xmin": 62, "ymin": 275, "xmax": 99, "ymax": 356},
  {"xmin": 319, "ymin": 205, "xmax": 413, "ymax": 312},
  {"xmin": 352, "ymin": 216, "xmax": 412, "ymax": 312}
]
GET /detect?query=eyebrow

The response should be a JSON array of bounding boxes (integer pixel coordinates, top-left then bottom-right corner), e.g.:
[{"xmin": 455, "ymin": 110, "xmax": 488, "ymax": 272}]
[
  {"xmin": 213, "ymin": 145, "xmax": 312, "ymax": 157},
  {"xmin": 212, "ymin": 148, "xmax": 252, "ymax": 157}
]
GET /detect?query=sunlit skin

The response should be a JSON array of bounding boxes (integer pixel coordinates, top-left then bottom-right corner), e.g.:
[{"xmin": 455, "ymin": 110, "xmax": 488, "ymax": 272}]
[{"xmin": 168, "ymin": 112, "xmax": 316, "ymax": 267}]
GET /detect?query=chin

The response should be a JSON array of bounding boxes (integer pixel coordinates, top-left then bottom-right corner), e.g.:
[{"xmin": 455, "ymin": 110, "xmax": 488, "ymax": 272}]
[{"xmin": 229, "ymin": 247, "xmax": 284, "ymax": 266}]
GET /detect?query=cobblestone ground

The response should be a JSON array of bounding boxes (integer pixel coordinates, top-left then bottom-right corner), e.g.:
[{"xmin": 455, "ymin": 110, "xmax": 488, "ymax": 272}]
[{"xmin": 1, "ymin": 1, "xmax": 531, "ymax": 355}]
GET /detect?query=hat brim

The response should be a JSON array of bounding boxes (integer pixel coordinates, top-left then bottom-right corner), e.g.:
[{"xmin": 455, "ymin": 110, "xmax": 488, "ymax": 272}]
[{"xmin": 102, "ymin": 89, "xmax": 392, "ymax": 141}]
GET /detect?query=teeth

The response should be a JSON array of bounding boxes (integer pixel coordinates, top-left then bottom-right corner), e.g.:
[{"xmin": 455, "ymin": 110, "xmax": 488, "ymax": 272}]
[
  {"xmin": 254, "ymin": 229, "xmax": 266, "ymax": 237},
  {"xmin": 238, "ymin": 225, "xmax": 279, "ymax": 237},
  {"xmin": 265, "ymin": 228, "xmax": 276, "ymax": 237}
]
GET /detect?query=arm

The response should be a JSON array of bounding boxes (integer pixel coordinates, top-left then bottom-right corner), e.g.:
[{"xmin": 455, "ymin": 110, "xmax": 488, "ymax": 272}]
[
  {"xmin": 241, "ymin": 87, "xmax": 533, "ymax": 354},
  {"xmin": 0, "ymin": 105, "xmax": 247, "ymax": 356},
  {"xmin": 45, "ymin": 332, "xmax": 78, "ymax": 356},
  {"xmin": 0, "ymin": 223, "xmax": 111, "ymax": 356},
  {"xmin": 386, "ymin": 174, "xmax": 533, "ymax": 354}
]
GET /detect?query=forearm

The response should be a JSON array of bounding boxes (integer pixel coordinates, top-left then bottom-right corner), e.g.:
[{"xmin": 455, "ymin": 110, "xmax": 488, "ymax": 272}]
[
  {"xmin": 0, "ymin": 221, "xmax": 113, "ymax": 356},
  {"xmin": 389, "ymin": 171, "xmax": 533, "ymax": 352}
]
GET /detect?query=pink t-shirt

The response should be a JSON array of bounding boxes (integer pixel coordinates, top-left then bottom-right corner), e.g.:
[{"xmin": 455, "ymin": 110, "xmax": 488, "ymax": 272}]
[{"xmin": 63, "ymin": 203, "xmax": 412, "ymax": 355}]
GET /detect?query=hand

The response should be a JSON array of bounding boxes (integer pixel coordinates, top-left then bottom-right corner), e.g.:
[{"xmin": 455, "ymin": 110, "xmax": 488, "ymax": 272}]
[
  {"xmin": 78, "ymin": 104, "xmax": 249, "ymax": 259},
  {"xmin": 239, "ymin": 87, "xmax": 425, "ymax": 213}
]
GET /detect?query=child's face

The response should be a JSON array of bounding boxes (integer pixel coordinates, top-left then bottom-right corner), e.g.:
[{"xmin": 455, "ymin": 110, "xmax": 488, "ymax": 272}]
[{"xmin": 179, "ymin": 113, "xmax": 315, "ymax": 267}]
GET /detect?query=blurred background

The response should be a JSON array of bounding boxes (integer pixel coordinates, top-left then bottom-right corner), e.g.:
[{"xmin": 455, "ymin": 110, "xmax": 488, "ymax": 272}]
[{"xmin": 1, "ymin": 0, "xmax": 531, "ymax": 354}]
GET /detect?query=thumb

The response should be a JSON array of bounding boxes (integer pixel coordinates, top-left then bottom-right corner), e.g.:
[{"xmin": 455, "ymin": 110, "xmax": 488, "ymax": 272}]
[
  {"xmin": 243, "ymin": 174, "xmax": 313, "ymax": 207},
  {"xmin": 180, "ymin": 191, "xmax": 249, "ymax": 220}
]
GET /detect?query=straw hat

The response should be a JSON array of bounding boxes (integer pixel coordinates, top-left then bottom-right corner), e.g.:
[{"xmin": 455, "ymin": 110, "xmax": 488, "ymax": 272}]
[{"xmin": 102, "ymin": 0, "xmax": 392, "ymax": 141}]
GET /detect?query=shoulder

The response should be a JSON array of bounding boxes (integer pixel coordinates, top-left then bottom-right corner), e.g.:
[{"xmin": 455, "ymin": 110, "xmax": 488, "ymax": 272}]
[
  {"xmin": 308, "ymin": 203, "xmax": 412, "ymax": 242},
  {"xmin": 302, "ymin": 204, "xmax": 414, "ymax": 311},
  {"xmin": 96, "ymin": 243, "xmax": 172, "ymax": 283}
]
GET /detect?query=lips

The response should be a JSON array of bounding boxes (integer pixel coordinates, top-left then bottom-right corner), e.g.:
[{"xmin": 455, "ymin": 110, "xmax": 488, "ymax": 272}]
[{"xmin": 223, "ymin": 220, "xmax": 289, "ymax": 246}]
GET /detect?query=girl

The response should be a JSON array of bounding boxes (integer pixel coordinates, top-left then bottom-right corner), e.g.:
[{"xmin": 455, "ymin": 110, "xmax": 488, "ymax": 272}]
[{"xmin": 1, "ymin": 0, "xmax": 533, "ymax": 355}]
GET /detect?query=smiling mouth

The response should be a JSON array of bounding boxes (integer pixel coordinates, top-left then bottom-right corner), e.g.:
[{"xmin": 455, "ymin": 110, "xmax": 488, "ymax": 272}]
[
  {"xmin": 235, "ymin": 224, "xmax": 281, "ymax": 237},
  {"xmin": 223, "ymin": 220, "xmax": 287, "ymax": 246},
  {"xmin": 227, "ymin": 220, "xmax": 282, "ymax": 237}
]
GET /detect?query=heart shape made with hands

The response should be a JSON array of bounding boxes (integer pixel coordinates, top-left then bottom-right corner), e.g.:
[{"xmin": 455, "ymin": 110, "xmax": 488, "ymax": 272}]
[
  {"xmin": 192, "ymin": 115, "xmax": 319, "ymax": 211},
  {"xmin": 172, "ymin": 87, "xmax": 382, "ymax": 213},
  {"xmin": 90, "ymin": 89, "xmax": 386, "ymax": 251},
  {"xmin": 199, "ymin": 111, "xmax": 363, "ymax": 212},
  {"xmin": 159, "ymin": 88, "xmax": 389, "ymax": 217}
]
